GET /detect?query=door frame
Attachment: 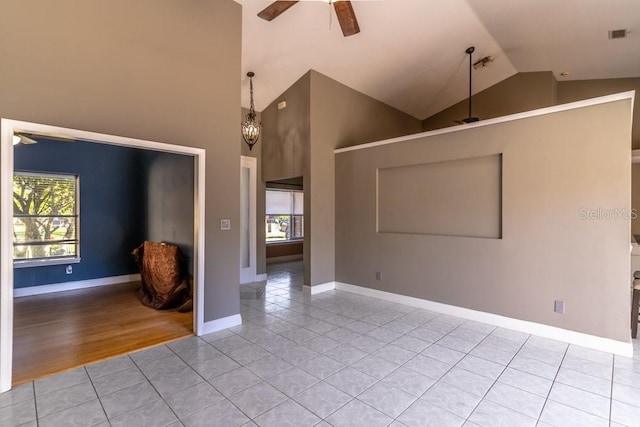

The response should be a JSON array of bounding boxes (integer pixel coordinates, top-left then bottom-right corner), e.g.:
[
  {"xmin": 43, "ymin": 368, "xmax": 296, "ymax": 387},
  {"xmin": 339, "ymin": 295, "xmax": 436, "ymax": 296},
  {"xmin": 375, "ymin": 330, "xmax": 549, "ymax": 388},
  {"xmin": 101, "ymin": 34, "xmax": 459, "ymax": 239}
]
[
  {"xmin": 0, "ymin": 118, "xmax": 206, "ymax": 392},
  {"xmin": 240, "ymin": 156, "xmax": 257, "ymax": 284}
]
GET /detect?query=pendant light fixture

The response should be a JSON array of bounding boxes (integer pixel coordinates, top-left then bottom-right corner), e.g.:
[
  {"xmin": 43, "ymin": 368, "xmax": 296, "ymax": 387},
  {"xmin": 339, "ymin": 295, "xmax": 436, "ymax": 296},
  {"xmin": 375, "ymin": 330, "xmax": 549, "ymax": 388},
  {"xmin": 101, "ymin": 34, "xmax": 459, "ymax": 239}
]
[
  {"xmin": 458, "ymin": 46, "xmax": 480, "ymax": 124},
  {"xmin": 241, "ymin": 72, "xmax": 262, "ymax": 151}
]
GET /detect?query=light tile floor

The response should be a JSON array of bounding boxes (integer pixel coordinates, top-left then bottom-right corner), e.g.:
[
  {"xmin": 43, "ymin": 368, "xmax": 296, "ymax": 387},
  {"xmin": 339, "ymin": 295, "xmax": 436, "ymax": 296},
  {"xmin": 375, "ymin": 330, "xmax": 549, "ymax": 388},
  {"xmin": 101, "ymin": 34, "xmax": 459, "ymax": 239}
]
[{"xmin": 2, "ymin": 260, "xmax": 640, "ymax": 426}]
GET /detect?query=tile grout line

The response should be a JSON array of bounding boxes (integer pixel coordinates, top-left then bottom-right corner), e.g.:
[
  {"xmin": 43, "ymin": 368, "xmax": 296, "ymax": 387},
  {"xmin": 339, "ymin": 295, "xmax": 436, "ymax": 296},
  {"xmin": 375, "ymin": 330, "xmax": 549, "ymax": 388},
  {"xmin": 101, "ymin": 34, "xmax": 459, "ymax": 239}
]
[
  {"xmin": 31, "ymin": 380, "xmax": 40, "ymax": 427},
  {"xmin": 266, "ymin": 272, "xmax": 486, "ymax": 423},
  {"xmin": 535, "ymin": 340, "xmax": 569, "ymax": 427},
  {"xmin": 341, "ymin": 312, "xmax": 493, "ymax": 424},
  {"xmin": 430, "ymin": 323, "xmax": 529, "ymax": 424},
  {"xmin": 83, "ymin": 365, "xmax": 110, "ymax": 426},
  {"xmin": 389, "ymin": 320, "xmax": 486, "ymax": 424},
  {"xmin": 31, "ymin": 368, "xmax": 108, "ymax": 424},
  {"xmin": 196, "ymin": 327, "xmax": 329, "ymax": 424},
  {"xmin": 162, "ymin": 339, "xmax": 260, "ymax": 424},
  {"xmin": 609, "ymin": 355, "xmax": 615, "ymax": 427},
  {"xmin": 130, "ymin": 344, "xmax": 202, "ymax": 424}
]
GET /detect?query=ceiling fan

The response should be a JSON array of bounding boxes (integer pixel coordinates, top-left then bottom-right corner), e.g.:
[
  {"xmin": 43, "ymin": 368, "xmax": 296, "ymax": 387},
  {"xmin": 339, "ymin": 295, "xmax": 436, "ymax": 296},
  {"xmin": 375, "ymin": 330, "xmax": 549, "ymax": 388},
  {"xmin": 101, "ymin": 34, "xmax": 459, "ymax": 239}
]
[{"xmin": 258, "ymin": 0, "xmax": 360, "ymax": 37}]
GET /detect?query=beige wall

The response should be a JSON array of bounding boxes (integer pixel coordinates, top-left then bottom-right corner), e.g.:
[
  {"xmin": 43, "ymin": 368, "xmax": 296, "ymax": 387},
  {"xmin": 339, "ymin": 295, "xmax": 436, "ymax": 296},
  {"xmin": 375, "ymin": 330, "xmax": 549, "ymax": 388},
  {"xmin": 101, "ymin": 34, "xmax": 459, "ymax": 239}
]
[
  {"xmin": 559, "ymin": 79, "xmax": 640, "ymax": 235},
  {"xmin": 261, "ymin": 73, "xmax": 310, "ymax": 182},
  {"xmin": 262, "ymin": 70, "xmax": 421, "ymax": 286},
  {"xmin": 241, "ymin": 108, "xmax": 266, "ymax": 275},
  {"xmin": 377, "ymin": 154, "xmax": 502, "ymax": 239},
  {"xmin": 336, "ymin": 98, "xmax": 633, "ymax": 342},
  {"xmin": 560, "ymin": 79, "xmax": 640, "ymax": 231},
  {"xmin": 423, "ymin": 73, "xmax": 640, "ymax": 233},
  {"xmin": 558, "ymin": 78, "xmax": 640, "ymax": 149},
  {"xmin": 422, "ymin": 72, "xmax": 558, "ymax": 131},
  {"xmin": 306, "ymin": 71, "xmax": 422, "ymax": 286},
  {"xmin": 0, "ymin": 0, "xmax": 242, "ymax": 322}
]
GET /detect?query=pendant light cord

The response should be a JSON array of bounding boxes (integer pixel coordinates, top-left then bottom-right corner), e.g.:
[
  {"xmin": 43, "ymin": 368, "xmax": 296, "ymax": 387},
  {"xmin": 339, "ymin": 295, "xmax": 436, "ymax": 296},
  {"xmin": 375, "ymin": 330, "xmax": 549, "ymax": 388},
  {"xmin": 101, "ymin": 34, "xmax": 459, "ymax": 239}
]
[
  {"xmin": 249, "ymin": 76, "xmax": 255, "ymax": 115},
  {"xmin": 467, "ymin": 47, "xmax": 473, "ymax": 119}
]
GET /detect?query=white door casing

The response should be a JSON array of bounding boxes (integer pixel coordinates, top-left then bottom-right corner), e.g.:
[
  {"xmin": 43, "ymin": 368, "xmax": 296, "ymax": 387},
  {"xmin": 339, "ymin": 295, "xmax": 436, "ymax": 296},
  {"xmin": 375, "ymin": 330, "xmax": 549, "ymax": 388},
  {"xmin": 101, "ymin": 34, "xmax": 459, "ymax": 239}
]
[
  {"xmin": 0, "ymin": 119, "xmax": 206, "ymax": 393},
  {"xmin": 240, "ymin": 156, "xmax": 257, "ymax": 284}
]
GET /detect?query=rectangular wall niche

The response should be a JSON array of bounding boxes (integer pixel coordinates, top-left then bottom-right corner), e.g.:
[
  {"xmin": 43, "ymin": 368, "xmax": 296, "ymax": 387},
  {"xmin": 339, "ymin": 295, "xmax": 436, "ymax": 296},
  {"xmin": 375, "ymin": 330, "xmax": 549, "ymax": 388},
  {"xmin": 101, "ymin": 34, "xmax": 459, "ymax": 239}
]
[{"xmin": 377, "ymin": 154, "xmax": 502, "ymax": 239}]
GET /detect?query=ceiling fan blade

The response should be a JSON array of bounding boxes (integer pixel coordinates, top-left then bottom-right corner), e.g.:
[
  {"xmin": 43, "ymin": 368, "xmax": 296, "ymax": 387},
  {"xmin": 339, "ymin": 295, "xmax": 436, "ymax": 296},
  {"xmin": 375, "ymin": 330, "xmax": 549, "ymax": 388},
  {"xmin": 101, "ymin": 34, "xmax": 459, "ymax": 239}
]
[
  {"xmin": 334, "ymin": 1, "xmax": 360, "ymax": 37},
  {"xmin": 14, "ymin": 133, "xmax": 38, "ymax": 144},
  {"xmin": 258, "ymin": 1, "xmax": 299, "ymax": 21},
  {"xmin": 17, "ymin": 131, "xmax": 76, "ymax": 143}
]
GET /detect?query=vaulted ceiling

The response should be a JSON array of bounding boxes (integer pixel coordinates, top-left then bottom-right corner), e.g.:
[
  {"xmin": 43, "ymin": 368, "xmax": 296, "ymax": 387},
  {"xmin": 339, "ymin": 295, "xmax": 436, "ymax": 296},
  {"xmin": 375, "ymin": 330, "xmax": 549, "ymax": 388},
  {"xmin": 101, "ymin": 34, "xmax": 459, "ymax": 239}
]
[{"xmin": 237, "ymin": 0, "xmax": 640, "ymax": 120}]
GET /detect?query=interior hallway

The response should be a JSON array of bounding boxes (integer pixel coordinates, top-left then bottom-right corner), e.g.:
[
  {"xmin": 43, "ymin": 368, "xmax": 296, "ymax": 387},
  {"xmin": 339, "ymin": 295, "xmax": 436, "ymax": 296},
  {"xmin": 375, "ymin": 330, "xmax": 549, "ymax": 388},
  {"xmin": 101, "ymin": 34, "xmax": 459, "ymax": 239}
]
[
  {"xmin": 2, "ymin": 261, "xmax": 640, "ymax": 426},
  {"xmin": 12, "ymin": 281, "xmax": 192, "ymax": 385}
]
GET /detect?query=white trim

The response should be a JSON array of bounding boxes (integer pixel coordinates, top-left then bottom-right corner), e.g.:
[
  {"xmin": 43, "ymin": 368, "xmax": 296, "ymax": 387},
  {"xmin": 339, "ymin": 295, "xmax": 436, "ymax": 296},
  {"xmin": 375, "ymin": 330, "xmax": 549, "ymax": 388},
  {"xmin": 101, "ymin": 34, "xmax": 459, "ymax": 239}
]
[
  {"xmin": 1, "ymin": 119, "xmax": 207, "ymax": 392},
  {"xmin": 335, "ymin": 91, "xmax": 636, "ymax": 154},
  {"xmin": 9, "ymin": 121, "xmax": 206, "ymax": 156},
  {"xmin": 303, "ymin": 281, "xmax": 336, "ymax": 295},
  {"xmin": 201, "ymin": 314, "xmax": 242, "ymax": 335},
  {"xmin": 240, "ymin": 156, "xmax": 258, "ymax": 285},
  {"xmin": 335, "ymin": 282, "xmax": 633, "ymax": 357},
  {"xmin": 194, "ymin": 150, "xmax": 206, "ymax": 336},
  {"xmin": 0, "ymin": 121, "xmax": 14, "ymax": 393},
  {"xmin": 239, "ymin": 273, "xmax": 268, "ymax": 286},
  {"xmin": 14, "ymin": 274, "xmax": 141, "ymax": 298},
  {"xmin": 14, "ymin": 257, "xmax": 82, "ymax": 269}
]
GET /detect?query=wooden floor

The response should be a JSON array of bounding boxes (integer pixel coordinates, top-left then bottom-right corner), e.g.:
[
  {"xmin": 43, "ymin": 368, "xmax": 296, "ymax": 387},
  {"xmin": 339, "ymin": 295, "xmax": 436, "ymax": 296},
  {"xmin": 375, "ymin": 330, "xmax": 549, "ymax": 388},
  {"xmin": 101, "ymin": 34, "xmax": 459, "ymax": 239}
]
[{"xmin": 13, "ymin": 282, "xmax": 193, "ymax": 386}]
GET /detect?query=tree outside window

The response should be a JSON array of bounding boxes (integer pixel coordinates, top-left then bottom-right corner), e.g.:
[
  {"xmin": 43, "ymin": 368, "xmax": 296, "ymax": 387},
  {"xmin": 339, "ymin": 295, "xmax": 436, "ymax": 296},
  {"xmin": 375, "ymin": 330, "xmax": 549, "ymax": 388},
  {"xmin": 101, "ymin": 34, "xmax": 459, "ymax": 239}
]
[{"xmin": 13, "ymin": 172, "xmax": 79, "ymax": 263}]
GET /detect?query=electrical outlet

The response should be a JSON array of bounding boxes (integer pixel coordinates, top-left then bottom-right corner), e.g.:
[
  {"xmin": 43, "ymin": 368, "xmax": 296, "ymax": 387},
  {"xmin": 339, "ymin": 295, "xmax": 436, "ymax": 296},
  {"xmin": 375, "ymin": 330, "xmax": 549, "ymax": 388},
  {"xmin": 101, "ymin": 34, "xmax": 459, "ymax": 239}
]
[
  {"xmin": 554, "ymin": 300, "xmax": 565, "ymax": 314},
  {"xmin": 220, "ymin": 219, "xmax": 231, "ymax": 230},
  {"xmin": 65, "ymin": 265, "xmax": 73, "ymax": 275},
  {"xmin": 375, "ymin": 272, "xmax": 381, "ymax": 281}
]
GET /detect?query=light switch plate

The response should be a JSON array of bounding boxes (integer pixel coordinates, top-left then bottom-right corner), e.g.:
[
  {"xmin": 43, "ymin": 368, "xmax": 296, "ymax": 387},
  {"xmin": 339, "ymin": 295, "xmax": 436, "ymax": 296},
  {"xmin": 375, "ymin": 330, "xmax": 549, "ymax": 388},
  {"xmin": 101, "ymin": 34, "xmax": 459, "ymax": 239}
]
[{"xmin": 220, "ymin": 219, "xmax": 231, "ymax": 231}]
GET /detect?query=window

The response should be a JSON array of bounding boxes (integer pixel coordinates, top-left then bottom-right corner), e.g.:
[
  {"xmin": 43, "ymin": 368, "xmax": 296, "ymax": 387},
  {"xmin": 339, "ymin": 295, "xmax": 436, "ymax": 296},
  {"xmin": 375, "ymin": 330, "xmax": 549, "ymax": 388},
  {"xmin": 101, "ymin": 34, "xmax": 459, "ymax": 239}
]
[
  {"xmin": 13, "ymin": 172, "xmax": 79, "ymax": 265},
  {"xmin": 266, "ymin": 189, "xmax": 303, "ymax": 243}
]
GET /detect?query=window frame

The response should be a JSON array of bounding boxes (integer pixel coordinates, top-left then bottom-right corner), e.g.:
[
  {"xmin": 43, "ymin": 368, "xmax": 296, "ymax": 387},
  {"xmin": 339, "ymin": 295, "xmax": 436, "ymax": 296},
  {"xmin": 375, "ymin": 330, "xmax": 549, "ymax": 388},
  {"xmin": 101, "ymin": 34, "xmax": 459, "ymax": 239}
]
[
  {"xmin": 12, "ymin": 171, "xmax": 81, "ymax": 268},
  {"xmin": 265, "ymin": 189, "xmax": 303, "ymax": 244}
]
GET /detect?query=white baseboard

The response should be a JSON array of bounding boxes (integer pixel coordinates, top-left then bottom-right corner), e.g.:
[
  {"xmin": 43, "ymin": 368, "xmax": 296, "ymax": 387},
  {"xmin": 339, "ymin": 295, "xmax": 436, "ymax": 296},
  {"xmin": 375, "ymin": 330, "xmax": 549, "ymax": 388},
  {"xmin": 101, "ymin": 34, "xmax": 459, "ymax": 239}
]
[
  {"xmin": 335, "ymin": 282, "xmax": 633, "ymax": 357},
  {"xmin": 14, "ymin": 274, "xmax": 141, "ymax": 298},
  {"xmin": 303, "ymin": 281, "xmax": 336, "ymax": 295},
  {"xmin": 240, "ymin": 273, "xmax": 268, "ymax": 285},
  {"xmin": 200, "ymin": 314, "xmax": 242, "ymax": 335}
]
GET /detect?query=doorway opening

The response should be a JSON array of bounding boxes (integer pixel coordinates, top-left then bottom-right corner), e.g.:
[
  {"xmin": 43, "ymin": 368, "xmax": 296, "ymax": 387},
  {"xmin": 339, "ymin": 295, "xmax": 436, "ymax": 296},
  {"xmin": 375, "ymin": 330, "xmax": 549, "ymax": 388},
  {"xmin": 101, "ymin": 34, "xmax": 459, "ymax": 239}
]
[
  {"xmin": 265, "ymin": 177, "xmax": 304, "ymax": 265},
  {"xmin": 1, "ymin": 119, "xmax": 206, "ymax": 392}
]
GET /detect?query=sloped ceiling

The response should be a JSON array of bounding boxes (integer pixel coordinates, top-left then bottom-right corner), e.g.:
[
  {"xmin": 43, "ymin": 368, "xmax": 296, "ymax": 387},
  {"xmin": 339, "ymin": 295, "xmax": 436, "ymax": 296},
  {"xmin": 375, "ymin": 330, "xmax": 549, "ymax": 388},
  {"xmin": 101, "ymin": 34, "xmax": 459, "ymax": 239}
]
[{"xmin": 237, "ymin": 0, "xmax": 639, "ymax": 120}]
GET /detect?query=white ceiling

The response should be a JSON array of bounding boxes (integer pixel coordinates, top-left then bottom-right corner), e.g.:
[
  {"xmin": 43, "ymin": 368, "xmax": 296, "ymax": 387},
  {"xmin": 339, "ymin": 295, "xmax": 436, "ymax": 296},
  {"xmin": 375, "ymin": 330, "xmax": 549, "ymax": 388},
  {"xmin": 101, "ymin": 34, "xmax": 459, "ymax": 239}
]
[{"xmin": 237, "ymin": 0, "xmax": 640, "ymax": 120}]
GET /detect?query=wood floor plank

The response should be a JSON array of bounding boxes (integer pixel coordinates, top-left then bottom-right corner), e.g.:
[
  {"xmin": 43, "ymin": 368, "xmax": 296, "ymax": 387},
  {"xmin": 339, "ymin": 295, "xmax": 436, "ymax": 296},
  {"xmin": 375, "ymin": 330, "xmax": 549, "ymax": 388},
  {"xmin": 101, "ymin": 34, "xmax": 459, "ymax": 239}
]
[{"xmin": 13, "ymin": 281, "xmax": 192, "ymax": 385}]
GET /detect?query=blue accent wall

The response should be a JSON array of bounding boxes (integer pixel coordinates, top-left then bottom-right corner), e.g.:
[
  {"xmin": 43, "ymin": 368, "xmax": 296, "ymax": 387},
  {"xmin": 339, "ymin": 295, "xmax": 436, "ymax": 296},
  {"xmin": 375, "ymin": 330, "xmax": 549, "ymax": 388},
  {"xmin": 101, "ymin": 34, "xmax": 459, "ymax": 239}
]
[{"xmin": 14, "ymin": 138, "xmax": 145, "ymax": 288}]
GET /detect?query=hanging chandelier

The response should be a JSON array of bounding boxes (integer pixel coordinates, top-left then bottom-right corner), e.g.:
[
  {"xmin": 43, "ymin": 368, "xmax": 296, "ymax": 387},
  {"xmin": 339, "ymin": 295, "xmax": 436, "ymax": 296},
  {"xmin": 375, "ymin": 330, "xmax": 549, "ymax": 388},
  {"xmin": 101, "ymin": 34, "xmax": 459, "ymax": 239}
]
[{"xmin": 241, "ymin": 72, "xmax": 262, "ymax": 151}]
